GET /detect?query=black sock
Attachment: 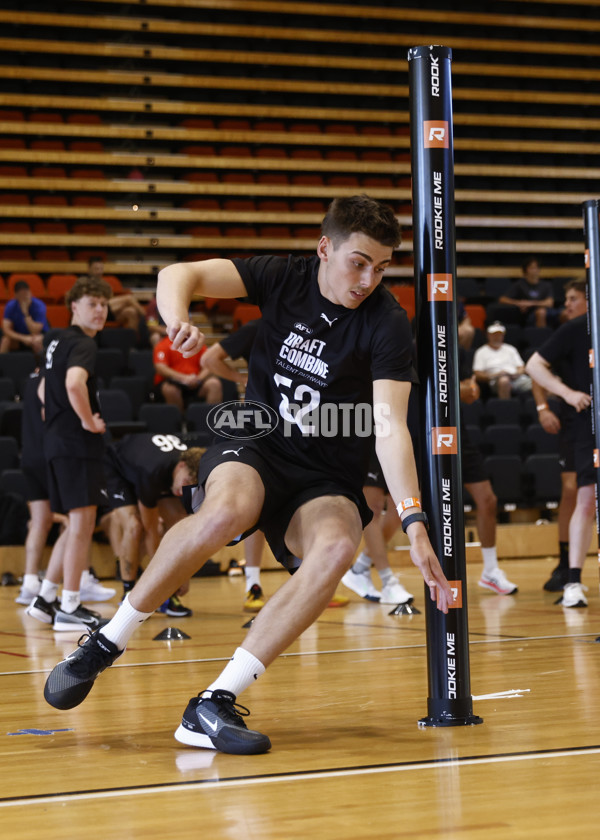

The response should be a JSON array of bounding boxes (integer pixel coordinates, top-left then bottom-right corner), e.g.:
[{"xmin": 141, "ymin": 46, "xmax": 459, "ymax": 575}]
[
  {"xmin": 122, "ymin": 579, "xmax": 136, "ymax": 597},
  {"xmin": 568, "ymin": 568, "xmax": 581, "ymax": 584},
  {"xmin": 559, "ymin": 542, "xmax": 569, "ymax": 568}
]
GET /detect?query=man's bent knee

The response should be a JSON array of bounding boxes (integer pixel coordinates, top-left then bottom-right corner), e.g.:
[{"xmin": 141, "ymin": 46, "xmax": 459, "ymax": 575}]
[{"xmin": 302, "ymin": 534, "xmax": 359, "ymax": 580}]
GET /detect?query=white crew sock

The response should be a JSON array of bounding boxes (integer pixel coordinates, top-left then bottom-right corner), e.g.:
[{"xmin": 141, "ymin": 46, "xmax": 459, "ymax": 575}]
[
  {"xmin": 60, "ymin": 589, "xmax": 80, "ymax": 614},
  {"xmin": 39, "ymin": 578, "xmax": 59, "ymax": 603},
  {"xmin": 23, "ymin": 573, "xmax": 40, "ymax": 594},
  {"xmin": 204, "ymin": 646, "xmax": 266, "ymax": 699},
  {"xmin": 244, "ymin": 566, "xmax": 261, "ymax": 589},
  {"xmin": 352, "ymin": 552, "xmax": 371, "ymax": 573},
  {"xmin": 378, "ymin": 567, "xmax": 397, "ymax": 588},
  {"xmin": 100, "ymin": 593, "xmax": 154, "ymax": 651},
  {"xmin": 481, "ymin": 546, "xmax": 499, "ymax": 576}
]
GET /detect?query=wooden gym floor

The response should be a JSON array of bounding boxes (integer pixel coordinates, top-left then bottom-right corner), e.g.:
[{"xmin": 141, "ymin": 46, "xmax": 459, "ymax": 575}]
[{"xmin": 1, "ymin": 554, "xmax": 600, "ymax": 839}]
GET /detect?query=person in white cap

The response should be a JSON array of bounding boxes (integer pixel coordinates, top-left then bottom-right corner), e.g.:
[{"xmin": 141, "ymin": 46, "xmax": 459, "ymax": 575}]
[{"xmin": 473, "ymin": 322, "xmax": 532, "ymax": 399}]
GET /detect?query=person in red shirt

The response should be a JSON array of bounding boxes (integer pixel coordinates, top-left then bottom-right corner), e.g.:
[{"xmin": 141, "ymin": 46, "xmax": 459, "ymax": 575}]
[{"xmin": 153, "ymin": 335, "xmax": 223, "ymax": 409}]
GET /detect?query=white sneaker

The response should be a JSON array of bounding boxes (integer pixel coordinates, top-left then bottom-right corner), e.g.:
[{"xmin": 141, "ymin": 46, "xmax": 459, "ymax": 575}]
[
  {"xmin": 15, "ymin": 584, "xmax": 41, "ymax": 605},
  {"xmin": 80, "ymin": 570, "xmax": 116, "ymax": 602},
  {"xmin": 561, "ymin": 582, "xmax": 588, "ymax": 608},
  {"xmin": 341, "ymin": 566, "xmax": 381, "ymax": 601},
  {"xmin": 379, "ymin": 577, "xmax": 413, "ymax": 605},
  {"xmin": 478, "ymin": 568, "xmax": 518, "ymax": 595}
]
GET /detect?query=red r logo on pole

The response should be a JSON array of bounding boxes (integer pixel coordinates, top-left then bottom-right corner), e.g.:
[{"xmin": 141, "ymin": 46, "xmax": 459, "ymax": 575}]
[
  {"xmin": 428, "ymin": 274, "xmax": 453, "ymax": 301},
  {"xmin": 424, "ymin": 120, "xmax": 449, "ymax": 148},
  {"xmin": 432, "ymin": 427, "xmax": 457, "ymax": 454}
]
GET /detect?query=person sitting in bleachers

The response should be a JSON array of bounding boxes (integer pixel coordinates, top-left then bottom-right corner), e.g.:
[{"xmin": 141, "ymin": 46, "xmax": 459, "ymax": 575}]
[
  {"xmin": 473, "ymin": 321, "xmax": 532, "ymax": 399},
  {"xmin": 0, "ymin": 280, "xmax": 49, "ymax": 356},
  {"xmin": 497, "ymin": 257, "xmax": 559, "ymax": 328},
  {"xmin": 153, "ymin": 334, "xmax": 223, "ymax": 411}
]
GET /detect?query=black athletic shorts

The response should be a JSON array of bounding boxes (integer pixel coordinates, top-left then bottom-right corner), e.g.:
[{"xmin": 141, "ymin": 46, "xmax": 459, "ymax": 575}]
[
  {"xmin": 558, "ymin": 409, "xmax": 576, "ymax": 474},
  {"xmin": 21, "ymin": 453, "xmax": 49, "ymax": 503},
  {"xmin": 102, "ymin": 446, "xmax": 137, "ymax": 510},
  {"xmin": 47, "ymin": 456, "xmax": 107, "ymax": 514},
  {"xmin": 364, "ymin": 447, "xmax": 387, "ymax": 492},
  {"xmin": 461, "ymin": 425, "xmax": 486, "ymax": 485},
  {"xmin": 187, "ymin": 439, "xmax": 373, "ymax": 571},
  {"xmin": 573, "ymin": 410, "xmax": 595, "ymax": 488}
]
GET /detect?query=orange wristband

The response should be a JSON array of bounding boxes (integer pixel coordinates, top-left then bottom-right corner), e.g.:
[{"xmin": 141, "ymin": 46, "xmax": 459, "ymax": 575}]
[{"xmin": 396, "ymin": 497, "xmax": 422, "ymax": 515}]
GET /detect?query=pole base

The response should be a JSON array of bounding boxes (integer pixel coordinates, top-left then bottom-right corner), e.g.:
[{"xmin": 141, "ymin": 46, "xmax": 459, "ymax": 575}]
[
  {"xmin": 418, "ymin": 697, "xmax": 483, "ymax": 727},
  {"xmin": 418, "ymin": 712, "xmax": 483, "ymax": 728}
]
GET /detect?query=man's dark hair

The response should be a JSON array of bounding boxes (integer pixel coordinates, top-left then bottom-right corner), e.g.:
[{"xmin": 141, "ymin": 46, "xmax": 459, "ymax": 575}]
[
  {"xmin": 65, "ymin": 275, "xmax": 113, "ymax": 307},
  {"xmin": 521, "ymin": 256, "xmax": 539, "ymax": 274},
  {"xmin": 13, "ymin": 280, "xmax": 30, "ymax": 293},
  {"xmin": 321, "ymin": 194, "xmax": 402, "ymax": 249},
  {"xmin": 564, "ymin": 278, "xmax": 586, "ymax": 295}
]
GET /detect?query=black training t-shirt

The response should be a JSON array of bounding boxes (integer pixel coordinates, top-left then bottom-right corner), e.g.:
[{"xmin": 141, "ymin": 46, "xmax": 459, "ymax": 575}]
[
  {"xmin": 537, "ymin": 314, "xmax": 590, "ymax": 394},
  {"xmin": 43, "ymin": 325, "xmax": 103, "ymax": 460},
  {"xmin": 109, "ymin": 433, "xmax": 186, "ymax": 507},
  {"xmin": 506, "ymin": 278, "xmax": 554, "ymax": 303},
  {"xmin": 231, "ymin": 254, "xmax": 416, "ymax": 487}
]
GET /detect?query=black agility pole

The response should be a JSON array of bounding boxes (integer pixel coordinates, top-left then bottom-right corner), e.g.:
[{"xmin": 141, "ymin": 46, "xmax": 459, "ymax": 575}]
[
  {"xmin": 408, "ymin": 45, "xmax": 482, "ymax": 727},
  {"xmin": 582, "ymin": 200, "xmax": 600, "ymax": 625}
]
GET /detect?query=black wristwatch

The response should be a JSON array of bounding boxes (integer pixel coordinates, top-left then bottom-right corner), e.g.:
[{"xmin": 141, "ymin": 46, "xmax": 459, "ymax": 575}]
[{"xmin": 401, "ymin": 511, "xmax": 429, "ymax": 533}]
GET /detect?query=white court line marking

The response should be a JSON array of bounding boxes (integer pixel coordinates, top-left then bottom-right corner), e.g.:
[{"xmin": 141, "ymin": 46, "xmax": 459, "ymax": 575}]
[
  {"xmin": 2, "ymin": 745, "xmax": 600, "ymax": 808},
  {"xmin": 472, "ymin": 689, "xmax": 531, "ymax": 700},
  {"xmin": 1, "ymin": 633, "xmax": 598, "ymax": 678}
]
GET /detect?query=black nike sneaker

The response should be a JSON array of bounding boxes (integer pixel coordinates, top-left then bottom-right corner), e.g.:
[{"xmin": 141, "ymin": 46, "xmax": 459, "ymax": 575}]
[
  {"xmin": 44, "ymin": 631, "xmax": 122, "ymax": 710},
  {"xmin": 174, "ymin": 689, "xmax": 271, "ymax": 755},
  {"xmin": 26, "ymin": 595, "xmax": 58, "ymax": 625}
]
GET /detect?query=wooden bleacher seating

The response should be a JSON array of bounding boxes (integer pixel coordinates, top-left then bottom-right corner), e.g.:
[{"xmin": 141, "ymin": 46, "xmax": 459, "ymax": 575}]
[
  {"xmin": 2, "ymin": 2, "xmax": 596, "ymax": 528},
  {"xmin": 0, "ymin": 1, "xmax": 593, "ymax": 295}
]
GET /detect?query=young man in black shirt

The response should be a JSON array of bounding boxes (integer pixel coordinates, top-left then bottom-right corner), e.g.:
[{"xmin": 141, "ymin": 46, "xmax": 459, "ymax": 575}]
[
  {"xmin": 17, "ymin": 368, "xmax": 68, "ymax": 607},
  {"xmin": 100, "ymin": 433, "xmax": 203, "ymax": 614},
  {"xmin": 529, "ymin": 279, "xmax": 587, "ymax": 592},
  {"xmin": 44, "ymin": 195, "xmax": 453, "ymax": 754},
  {"xmin": 20, "ymin": 368, "xmax": 115, "ymax": 612},
  {"xmin": 37, "ymin": 276, "xmax": 114, "ymax": 631},
  {"xmin": 526, "ymin": 300, "xmax": 593, "ymax": 608}
]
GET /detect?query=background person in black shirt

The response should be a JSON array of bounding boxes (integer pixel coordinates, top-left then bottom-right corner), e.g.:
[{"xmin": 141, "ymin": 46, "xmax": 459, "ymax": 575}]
[
  {"xmin": 38, "ymin": 276, "xmax": 114, "ymax": 632},
  {"xmin": 529, "ymin": 279, "xmax": 587, "ymax": 592},
  {"xmin": 100, "ymin": 433, "xmax": 203, "ymax": 615},
  {"xmin": 18, "ymin": 368, "xmax": 69, "ymax": 607},
  {"xmin": 19, "ymin": 368, "xmax": 115, "ymax": 612},
  {"xmin": 526, "ymin": 308, "xmax": 593, "ymax": 608},
  {"xmin": 497, "ymin": 256, "xmax": 558, "ymax": 328}
]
